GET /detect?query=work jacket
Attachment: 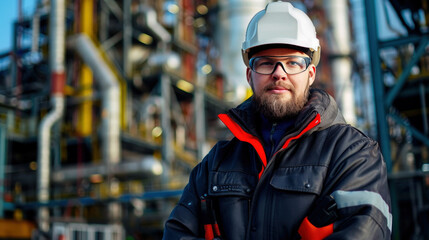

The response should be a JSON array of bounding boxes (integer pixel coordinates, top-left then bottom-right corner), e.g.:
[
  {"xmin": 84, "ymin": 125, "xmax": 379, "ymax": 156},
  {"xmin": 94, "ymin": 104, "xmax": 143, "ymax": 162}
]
[{"xmin": 163, "ymin": 89, "xmax": 392, "ymax": 240}]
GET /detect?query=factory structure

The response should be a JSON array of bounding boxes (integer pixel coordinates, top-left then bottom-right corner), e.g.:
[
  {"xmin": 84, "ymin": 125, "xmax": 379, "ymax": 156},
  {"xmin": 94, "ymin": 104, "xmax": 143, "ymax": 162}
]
[{"xmin": 0, "ymin": 0, "xmax": 428, "ymax": 239}]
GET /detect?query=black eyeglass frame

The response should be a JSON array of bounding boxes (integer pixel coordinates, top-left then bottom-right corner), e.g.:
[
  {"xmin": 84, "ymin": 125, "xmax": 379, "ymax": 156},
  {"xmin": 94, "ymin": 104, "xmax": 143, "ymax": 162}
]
[{"xmin": 248, "ymin": 55, "xmax": 312, "ymax": 75}]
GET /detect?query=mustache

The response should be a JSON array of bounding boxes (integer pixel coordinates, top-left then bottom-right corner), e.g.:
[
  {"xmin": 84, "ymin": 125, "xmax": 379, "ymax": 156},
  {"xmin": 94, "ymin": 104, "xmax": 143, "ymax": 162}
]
[{"xmin": 264, "ymin": 82, "xmax": 295, "ymax": 92}]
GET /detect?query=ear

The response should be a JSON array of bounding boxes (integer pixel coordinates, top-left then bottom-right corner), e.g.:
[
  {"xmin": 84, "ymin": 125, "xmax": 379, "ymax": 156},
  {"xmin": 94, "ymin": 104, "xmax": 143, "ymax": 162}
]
[
  {"xmin": 246, "ymin": 67, "xmax": 252, "ymax": 84},
  {"xmin": 308, "ymin": 64, "xmax": 316, "ymax": 86}
]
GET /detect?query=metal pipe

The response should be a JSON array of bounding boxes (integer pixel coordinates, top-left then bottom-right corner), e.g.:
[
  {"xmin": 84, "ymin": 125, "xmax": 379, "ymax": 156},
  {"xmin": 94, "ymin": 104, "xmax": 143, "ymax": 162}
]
[
  {"xmin": 323, "ymin": 0, "xmax": 356, "ymax": 126},
  {"xmin": 68, "ymin": 34, "xmax": 120, "ymax": 165},
  {"xmin": 217, "ymin": 0, "xmax": 266, "ymax": 101},
  {"xmin": 37, "ymin": 96, "xmax": 64, "ymax": 232},
  {"xmin": 31, "ymin": 1, "xmax": 49, "ymax": 53},
  {"xmin": 52, "ymin": 157, "xmax": 163, "ymax": 182},
  {"xmin": 141, "ymin": 6, "xmax": 171, "ymax": 43},
  {"xmin": 77, "ymin": 0, "xmax": 94, "ymax": 137},
  {"xmin": 69, "ymin": 34, "xmax": 121, "ymax": 225},
  {"xmin": 49, "ymin": 0, "xmax": 66, "ymax": 76},
  {"xmin": 37, "ymin": 0, "xmax": 66, "ymax": 233},
  {"xmin": 160, "ymin": 66, "xmax": 172, "ymax": 167},
  {"xmin": 31, "ymin": 7, "xmax": 41, "ymax": 53},
  {"xmin": 195, "ymin": 57, "xmax": 207, "ymax": 160}
]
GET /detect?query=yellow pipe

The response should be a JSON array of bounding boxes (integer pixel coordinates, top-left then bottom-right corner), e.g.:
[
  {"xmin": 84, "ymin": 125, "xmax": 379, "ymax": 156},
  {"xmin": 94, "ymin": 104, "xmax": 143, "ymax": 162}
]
[{"xmin": 77, "ymin": 0, "xmax": 94, "ymax": 136}]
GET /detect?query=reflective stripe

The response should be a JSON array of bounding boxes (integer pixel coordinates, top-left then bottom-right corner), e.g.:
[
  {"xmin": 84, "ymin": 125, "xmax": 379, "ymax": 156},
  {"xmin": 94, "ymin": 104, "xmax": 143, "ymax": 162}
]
[{"xmin": 331, "ymin": 190, "xmax": 392, "ymax": 232}]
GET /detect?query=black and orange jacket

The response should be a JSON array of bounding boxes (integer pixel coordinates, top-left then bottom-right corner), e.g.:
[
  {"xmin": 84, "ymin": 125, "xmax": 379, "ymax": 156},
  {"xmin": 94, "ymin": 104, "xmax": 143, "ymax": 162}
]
[{"xmin": 163, "ymin": 89, "xmax": 392, "ymax": 240}]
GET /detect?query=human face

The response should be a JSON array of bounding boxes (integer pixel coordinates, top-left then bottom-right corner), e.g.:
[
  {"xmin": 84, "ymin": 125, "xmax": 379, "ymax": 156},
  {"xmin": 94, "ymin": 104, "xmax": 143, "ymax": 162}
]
[{"xmin": 246, "ymin": 48, "xmax": 316, "ymax": 121}]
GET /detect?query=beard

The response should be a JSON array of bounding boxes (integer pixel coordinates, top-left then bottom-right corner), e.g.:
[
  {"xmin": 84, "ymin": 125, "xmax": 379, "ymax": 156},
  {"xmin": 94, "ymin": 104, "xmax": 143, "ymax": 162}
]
[{"xmin": 251, "ymin": 77, "xmax": 311, "ymax": 121}]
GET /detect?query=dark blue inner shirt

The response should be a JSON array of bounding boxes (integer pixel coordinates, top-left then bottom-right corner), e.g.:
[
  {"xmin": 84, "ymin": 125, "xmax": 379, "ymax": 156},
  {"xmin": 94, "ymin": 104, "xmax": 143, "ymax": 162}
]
[{"xmin": 259, "ymin": 114, "xmax": 295, "ymax": 160}]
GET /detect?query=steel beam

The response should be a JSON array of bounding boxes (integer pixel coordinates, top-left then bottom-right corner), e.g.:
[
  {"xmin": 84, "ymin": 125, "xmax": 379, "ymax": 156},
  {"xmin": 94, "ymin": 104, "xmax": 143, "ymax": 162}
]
[
  {"xmin": 364, "ymin": 0, "xmax": 392, "ymax": 172},
  {"xmin": 385, "ymin": 36, "xmax": 429, "ymax": 107},
  {"xmin": 389, "ymin": 113, "xmax": 429, "ymax": 147}
]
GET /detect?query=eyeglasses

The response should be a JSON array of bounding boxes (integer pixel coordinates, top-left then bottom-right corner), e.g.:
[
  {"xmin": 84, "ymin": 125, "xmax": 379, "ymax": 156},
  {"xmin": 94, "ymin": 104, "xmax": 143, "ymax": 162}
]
[{"xmin": 249, "ymin": 56, "xmax": 311, "ymax": 75}]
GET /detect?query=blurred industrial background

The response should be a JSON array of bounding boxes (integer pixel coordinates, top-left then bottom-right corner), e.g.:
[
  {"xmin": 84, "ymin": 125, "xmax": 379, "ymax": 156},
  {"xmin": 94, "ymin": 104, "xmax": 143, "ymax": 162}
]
[{"xmin": 0, "ymin": 0, "xmax": 429, "ymax": 239}]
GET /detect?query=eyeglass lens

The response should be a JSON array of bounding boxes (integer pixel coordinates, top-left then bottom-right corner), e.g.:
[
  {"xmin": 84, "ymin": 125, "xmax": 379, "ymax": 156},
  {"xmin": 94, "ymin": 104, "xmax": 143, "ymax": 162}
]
[{"xmin": 250, "ymin": 56, "xmax": 310, "ymax": 75}]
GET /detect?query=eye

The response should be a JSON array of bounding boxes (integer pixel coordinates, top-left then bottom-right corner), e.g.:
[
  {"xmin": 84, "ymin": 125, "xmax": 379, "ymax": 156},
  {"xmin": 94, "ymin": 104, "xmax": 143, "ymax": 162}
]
[
  {"xmin": 256, "ymin": 58, "xmax": 275, "ymax": 67},
  {"xmin": 285, "ymin": 58, "xmax": 304, "ymax": 68}
]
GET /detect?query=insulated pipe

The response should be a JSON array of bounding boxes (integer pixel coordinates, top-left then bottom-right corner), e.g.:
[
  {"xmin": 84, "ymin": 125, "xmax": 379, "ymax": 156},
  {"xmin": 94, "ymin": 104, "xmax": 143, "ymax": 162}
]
[
  {"xmin": 323, "ymin": 0, "xmax": 356, "ymax": 125},
  {"xmin": 31, "ymin": 8, "xmax": 41, "ymax": 53},
  {"xmin": 70, "ymin": 35, "xmax": 121, "ymax": 226},
  {"xmin": 68, "ymin": 34, "xmax": 120, "ymax": 165},
  {"xmin": 37, "ymin": 0, "xmax": 66, "ymax": 233},
  {"xmin": 141, "ymin": 6, "xmax": 171, "ymax": 43},
  {"xmin": 51, "ymin": 157, "xmax": 163, "ymax": 182},
  {"xmin": 217, "ymin": 0, "xmax": 266, "ymax": 102},
  {"xmin": 31, "ymin": 1, "xmax": 49, "ymax": 53},
  {"xmin": 37, "ymin": 96, "xmax": 64, "ymax": 232}
]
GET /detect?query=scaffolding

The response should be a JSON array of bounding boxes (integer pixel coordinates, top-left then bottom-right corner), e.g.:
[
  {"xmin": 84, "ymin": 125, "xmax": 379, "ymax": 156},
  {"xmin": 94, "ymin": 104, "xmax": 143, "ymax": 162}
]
[
  {"xmin": 0, "ymin": 0, "xmax": 233, "ymax": 238},
  {"xmin": 365, "ymin": 0, "xmax": 429, "ymax": 239}
]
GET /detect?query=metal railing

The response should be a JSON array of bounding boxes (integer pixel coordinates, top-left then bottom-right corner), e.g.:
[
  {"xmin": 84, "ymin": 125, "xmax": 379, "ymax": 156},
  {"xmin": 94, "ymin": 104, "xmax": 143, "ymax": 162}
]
[{"xmin": 52, "ymin": 222, "xmax": 124, "ymax": 240}]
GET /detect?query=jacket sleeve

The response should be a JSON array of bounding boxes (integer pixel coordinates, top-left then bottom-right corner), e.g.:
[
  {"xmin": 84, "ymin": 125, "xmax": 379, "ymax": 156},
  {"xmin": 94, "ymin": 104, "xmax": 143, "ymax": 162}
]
[
  {"xmin": 322, "ymin": 129, "xmax": 392, "ymax": 240},
  {"xmin": 163, "ymin": 149, "xmax": 212, "ymax": 239}
]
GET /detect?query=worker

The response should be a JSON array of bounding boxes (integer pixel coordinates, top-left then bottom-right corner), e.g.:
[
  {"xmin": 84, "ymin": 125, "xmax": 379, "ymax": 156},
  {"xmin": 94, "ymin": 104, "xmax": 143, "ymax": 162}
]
[{"xmin": 163, "ymin": 1, "xmax": 392, "ymax": 239}]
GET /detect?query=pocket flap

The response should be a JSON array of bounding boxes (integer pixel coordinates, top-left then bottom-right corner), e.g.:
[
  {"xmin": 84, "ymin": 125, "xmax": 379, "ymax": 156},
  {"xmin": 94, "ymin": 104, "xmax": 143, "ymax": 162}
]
[
  {"xmin": 270, "ymin": 166, "xmax": 327, "ymax": 195},
  {"xmin": 208, "ymin": 171, "xmax": 257, "ymax": 197}
]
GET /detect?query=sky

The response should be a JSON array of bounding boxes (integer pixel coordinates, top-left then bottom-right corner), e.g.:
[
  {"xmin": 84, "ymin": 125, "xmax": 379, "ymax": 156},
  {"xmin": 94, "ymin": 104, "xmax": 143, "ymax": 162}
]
[{"xmin": 0, "ymin": 0, "xmax": 36, "ymax": 53}]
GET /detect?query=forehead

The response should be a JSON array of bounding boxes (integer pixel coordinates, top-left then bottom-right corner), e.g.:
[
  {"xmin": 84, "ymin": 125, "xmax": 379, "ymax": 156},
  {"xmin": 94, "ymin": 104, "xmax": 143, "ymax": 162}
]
[{"xmin": 252, "ymin": 48, "xmax": 307, "ymax": 58}]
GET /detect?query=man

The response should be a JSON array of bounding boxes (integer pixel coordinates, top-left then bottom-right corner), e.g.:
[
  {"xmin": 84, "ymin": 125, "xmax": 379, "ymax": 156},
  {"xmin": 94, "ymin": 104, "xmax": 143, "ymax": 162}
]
[{"xmin": 163, "ymin": 2, "xmax": 392, "ymax": 239}]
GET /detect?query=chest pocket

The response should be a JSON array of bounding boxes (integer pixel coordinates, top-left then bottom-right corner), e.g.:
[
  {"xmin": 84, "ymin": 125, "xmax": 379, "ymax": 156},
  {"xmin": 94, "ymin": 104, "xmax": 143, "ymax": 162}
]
[
  {"xmin": 208, "ymin": 171, "xmax": 257, "ymax": 198},
  {"xmin": 270, "ymin": 165, "xmax": 327, "ymax": 195}
]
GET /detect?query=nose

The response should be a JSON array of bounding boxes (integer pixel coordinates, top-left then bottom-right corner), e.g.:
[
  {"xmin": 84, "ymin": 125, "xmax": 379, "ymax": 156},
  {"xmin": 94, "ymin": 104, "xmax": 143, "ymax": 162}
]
[{"xmin": 272, "ymin": 62, "xmax": 287, "ymax": 80}]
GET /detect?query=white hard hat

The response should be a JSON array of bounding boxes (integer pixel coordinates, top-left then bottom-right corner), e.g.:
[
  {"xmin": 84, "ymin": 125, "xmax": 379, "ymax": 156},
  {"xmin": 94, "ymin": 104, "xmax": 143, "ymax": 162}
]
[{"xmin": 242, "ymin": 1, "xmax": 321, "ymax": 67}]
